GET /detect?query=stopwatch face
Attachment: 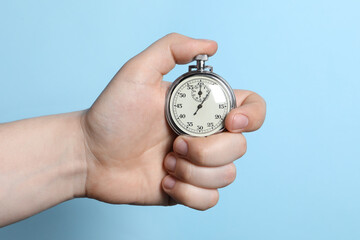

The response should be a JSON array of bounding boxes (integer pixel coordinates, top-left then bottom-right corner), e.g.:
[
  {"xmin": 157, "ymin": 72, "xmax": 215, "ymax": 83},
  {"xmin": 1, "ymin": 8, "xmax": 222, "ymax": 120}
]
[{"xmin": 167, "ymin": 74, "xmax": 234, "ymax": 137}]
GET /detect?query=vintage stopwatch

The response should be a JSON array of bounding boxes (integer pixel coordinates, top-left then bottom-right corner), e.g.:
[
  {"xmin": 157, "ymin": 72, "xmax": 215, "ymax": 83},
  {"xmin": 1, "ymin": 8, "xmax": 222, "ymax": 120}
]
[{"xmin": 165, "ymin": 54, "xmax": 236, "ymax": 137}]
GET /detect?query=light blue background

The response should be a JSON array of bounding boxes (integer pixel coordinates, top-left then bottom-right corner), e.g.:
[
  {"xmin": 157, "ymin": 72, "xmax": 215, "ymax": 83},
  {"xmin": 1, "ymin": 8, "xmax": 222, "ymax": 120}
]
[{"xmin": 1, "ymin": 0, "xmax": 359, "ymax": 239}]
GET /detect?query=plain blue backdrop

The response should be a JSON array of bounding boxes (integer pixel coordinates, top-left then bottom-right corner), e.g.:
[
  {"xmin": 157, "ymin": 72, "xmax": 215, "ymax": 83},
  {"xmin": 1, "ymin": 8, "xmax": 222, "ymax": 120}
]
[{"xmin": 1, "ymin": 0, "xmax": 359, "ymax": 239}]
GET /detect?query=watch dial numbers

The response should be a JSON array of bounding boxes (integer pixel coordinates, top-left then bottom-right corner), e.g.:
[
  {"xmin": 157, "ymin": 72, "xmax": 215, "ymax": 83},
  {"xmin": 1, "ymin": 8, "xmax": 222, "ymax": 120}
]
[
  {"xmin": 191, "ymin": 81, "xmax": 210, "ymax": 102},
  {"xmin": 215, "ymin": 114, "xmax": 223, "ymax": 120},
  {"xmin": 207, "ymin": 122, "xmax": 214, "ymax": 128},
  {"xmin": 170, "ymin": 76, "xmax": 231, "ymax": 136},
  {"xmin": 186, "ymin": 83, "xmax": 194, "ymax": 90},
  {"xmin": 219, "ymin": 103, "xmax": 227, "ymax": 109}
]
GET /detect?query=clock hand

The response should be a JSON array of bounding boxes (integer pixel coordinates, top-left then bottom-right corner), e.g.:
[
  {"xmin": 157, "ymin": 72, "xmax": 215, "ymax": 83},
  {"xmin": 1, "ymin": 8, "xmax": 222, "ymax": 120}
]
[
  {"xmin": 193, "ymin": 90, "xmax": 211, "ymax": 116},
  {"xmin": 198, "ymin": 83, "xmax": 202, "ymax": 97},
  {"xmin": 193, "ymin": 104, "xmax": 202, "ymax": 116},
  {"xmin": 201, "ymin": 88, "xmax": 211, "ymax": 104}
]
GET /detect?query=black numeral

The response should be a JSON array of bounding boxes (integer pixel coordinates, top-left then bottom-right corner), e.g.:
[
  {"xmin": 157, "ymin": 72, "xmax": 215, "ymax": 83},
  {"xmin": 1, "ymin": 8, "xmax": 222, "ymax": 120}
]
[
  {"xmin": 219, "ymin": 104, "xmax": 226, "ymax": 109},
  {"xmin": 179, "ymin": 114, "xmax": 186, "ymax": 118},
  {"xmin": 197, "ymin": 125, "xmax": 203, "ymax": 130},
  {"xmin": 176, "ymin": 104, "xmax": 183, "ymax": 108},
  {"xmin": 215, "ymin": 114, "xmax": 223, "ymax": 119},
  {"xmin": 207, "ymin": 122, "xmax": 214, "ymax": 127},
  {"xmin": 178, "ymin": 93, "xmax": 186, "ymax": 98}
]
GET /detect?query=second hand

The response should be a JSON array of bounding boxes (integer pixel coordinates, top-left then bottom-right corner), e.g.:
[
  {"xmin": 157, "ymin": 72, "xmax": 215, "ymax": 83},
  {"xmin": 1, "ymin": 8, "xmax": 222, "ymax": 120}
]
[{"xmin": 193, "ymin": 89, "xmax": 211, "ymax": 116}]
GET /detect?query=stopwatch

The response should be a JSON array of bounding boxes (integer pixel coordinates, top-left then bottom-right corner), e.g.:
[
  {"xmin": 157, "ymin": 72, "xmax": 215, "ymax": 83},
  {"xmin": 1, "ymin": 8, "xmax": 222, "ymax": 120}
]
[{"xmin": 165, "ymin": 54, "xmax": 236, "ymax": 137}]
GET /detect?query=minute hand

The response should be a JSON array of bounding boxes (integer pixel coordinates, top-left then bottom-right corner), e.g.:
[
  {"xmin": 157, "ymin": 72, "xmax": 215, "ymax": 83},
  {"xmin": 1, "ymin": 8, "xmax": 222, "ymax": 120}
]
[{"xmin": 193, "ymin": 90, "xmax": 211, "ymax": 116}]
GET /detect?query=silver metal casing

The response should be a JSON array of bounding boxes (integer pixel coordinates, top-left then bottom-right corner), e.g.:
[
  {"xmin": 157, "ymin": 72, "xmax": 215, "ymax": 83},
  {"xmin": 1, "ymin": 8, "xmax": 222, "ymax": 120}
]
[{"xmin": 165, "ymin": 70, "xmax": 236, "ymax": 136}]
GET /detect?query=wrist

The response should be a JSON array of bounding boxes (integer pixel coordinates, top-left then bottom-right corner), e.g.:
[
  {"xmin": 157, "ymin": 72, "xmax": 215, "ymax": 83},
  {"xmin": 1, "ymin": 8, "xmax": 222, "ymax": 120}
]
[{"xmin": 67, "ymin": 110, "xmax": 88, "ymax": 198}]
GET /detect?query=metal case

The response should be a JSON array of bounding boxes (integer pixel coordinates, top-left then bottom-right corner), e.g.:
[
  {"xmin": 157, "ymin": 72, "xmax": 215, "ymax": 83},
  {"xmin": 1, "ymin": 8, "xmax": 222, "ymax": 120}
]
[{"xmin": 165, "ymin": 57, "xmax": 236, "ymax": 136}]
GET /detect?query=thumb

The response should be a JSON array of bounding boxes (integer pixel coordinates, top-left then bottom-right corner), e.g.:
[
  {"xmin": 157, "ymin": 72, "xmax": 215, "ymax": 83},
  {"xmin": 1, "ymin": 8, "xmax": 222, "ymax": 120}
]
[{"xmin": 225, "ymin": 90, "xmax": 266, "ymax": 133}]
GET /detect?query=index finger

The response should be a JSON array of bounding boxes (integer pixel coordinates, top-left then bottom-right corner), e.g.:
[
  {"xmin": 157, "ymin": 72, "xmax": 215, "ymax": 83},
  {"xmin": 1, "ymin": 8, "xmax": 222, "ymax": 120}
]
[
  {"xmin": 173, "ymin": 132, "xmax": 247, "ymax": 167},
  {"xmin": 123, "ymin": 33, "xmax": 218, "ymax": 82}
]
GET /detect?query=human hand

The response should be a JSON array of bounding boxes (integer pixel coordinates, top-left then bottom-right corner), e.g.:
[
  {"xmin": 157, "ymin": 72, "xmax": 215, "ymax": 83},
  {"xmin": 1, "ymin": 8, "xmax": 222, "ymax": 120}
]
[{"xmin": 81, "ymin": 33, "xmax": 266, "ymax": 210}]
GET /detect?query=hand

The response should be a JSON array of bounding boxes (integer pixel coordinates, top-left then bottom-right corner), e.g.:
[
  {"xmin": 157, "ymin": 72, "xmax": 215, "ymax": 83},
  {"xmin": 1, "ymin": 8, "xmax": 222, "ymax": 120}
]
[
  {"xmin": 81, "ymin": 33, "xmax": 266, "ymax": 210},
  {"xmin": 193, "ymin": 89, "xmax": 211, "ymax": 116}
]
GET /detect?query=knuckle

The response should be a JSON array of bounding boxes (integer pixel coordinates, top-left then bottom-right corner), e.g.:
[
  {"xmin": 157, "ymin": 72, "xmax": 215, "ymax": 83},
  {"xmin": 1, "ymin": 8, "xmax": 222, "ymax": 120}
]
[
  {"xmin": 242, "ymin": 138, "xmax": 247, "ymax": 155},
  {"xmin": 208, "ymin": 190, "xmax": 220, "ymax": 209},
  {"xmin": 224, "ymin": 164, "xmax": 237, "ymax": 185},
  {"xmin": 192, "ymin": 145, "xmax": 209, "ymax": 165},
  {"xmin": 238, "ymin": 134, "xmax": 247, "ymax": 157},
  {"xmin": 254, "ymin": 99, "xmax": 267, "ymax": 129},
  {"xmin": 258, "ymin": 94, "xmax": 266, "ymax": 107},
  {"xmin": 181, "ymin": 188, "xmax": 220, "ymax": 211},
  {"xmin": 165, "ymin": 32, "xmax": 181, "ymax": 39},
  {"xmin": 178, "ymin": 161, "xmax": 193, "ymax": 182},
  {"xmin": 180, "ymin": 189, "xmax": 193, "ymax": 207},
  {"xmin": 197, "ymin": 190, "xmax": 219, "ymax": 211}
]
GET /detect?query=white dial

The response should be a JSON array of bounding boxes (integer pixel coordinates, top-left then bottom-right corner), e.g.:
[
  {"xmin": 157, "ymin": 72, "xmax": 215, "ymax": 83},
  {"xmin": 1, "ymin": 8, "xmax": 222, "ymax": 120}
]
[{"xmin": 169, "ymin": 75, "xmax": 231, "ymax": 137}]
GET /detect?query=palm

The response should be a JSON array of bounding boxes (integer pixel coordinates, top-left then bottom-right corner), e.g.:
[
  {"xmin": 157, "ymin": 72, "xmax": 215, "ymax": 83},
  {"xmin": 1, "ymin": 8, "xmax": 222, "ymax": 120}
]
[
  {"xmin": 83, "ymin": 65, "xmax": 175, "ymax": 205},
  {"xmin": 80, "ymin": 33, "xmax": 223, "ymax": 207}
]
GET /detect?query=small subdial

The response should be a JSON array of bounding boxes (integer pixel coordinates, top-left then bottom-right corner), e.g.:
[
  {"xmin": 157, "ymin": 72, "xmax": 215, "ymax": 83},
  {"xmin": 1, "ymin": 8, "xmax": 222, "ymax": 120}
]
[{"xmin": 191, "ymin": 81, "xmax": 210, "ymax": 102}]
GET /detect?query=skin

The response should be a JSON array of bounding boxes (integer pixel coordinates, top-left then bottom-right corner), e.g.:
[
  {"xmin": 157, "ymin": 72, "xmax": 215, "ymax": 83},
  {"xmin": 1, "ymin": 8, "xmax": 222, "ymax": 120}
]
[{"xmin": 0, "ymin": 33, "xmax": 266, "ymax": 227}]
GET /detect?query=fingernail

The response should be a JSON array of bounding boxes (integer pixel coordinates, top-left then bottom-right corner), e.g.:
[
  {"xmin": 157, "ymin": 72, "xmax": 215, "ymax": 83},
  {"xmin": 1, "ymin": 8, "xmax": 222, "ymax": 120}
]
[
  {"xmin": 163, "ymin": 176, "xmax": 176, "ymax": 189},
  {"xmin": 165, "ymin": 155, "xmax": 176, "ymax": 172},
  {"xmin": 233, "ymin": 114, "xmax": 249, "ymax": 130},
  {"xmin": 174, "ymin": 138, "xmax": 188, "ymax": 156}
]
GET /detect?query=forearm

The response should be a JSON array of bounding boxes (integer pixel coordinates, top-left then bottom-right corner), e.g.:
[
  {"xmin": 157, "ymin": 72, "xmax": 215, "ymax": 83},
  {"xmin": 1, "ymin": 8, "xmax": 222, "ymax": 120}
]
[{"xmin": 0, "ymin": 111, "xmax": 87, "ymax": 227}]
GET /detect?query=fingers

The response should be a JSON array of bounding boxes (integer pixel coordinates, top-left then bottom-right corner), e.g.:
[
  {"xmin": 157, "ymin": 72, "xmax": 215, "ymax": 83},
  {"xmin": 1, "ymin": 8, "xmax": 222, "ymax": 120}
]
[
  {"xmin": 161, "ymin": 132, "xmax": 242, "ymax": 210},
  {"xmin": 162, "ymin": 89, "xmax": 264, "ymax": 210},
  {"xmin": 173, "ymin": 132, "xmax": 247, "ymax": 167},
  {"xmin": 162, "ymin": 176, "xmax": 219, "ymax": 211},
  {"xmin": 225, "ymin": 90, "xmax": 266, "ymax": 133},
  {"xmin": 124, "ymin": 33, "xmax": 218, "ymax": 81},
  {"xmin": 164, "ymin": 154, "xmax": 236, "ymax": 188}
]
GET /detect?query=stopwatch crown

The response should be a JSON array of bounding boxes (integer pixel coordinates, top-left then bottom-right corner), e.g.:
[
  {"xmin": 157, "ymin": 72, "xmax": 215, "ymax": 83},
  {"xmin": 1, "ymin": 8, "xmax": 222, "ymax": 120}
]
[
  {"xmin": 189, "ymin": 55, "xmax": 213, "ymax": 72},
  {"xmin": 194, "ymin": 54, "xmax": 208, "ymax": 61}
]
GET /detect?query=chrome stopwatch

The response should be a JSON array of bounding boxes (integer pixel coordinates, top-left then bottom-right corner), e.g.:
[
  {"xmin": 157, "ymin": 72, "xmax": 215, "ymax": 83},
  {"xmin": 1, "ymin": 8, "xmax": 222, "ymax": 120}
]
[{"xmin": 165, "ymin": 54, "xmax": 236, "ymax": 137}]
